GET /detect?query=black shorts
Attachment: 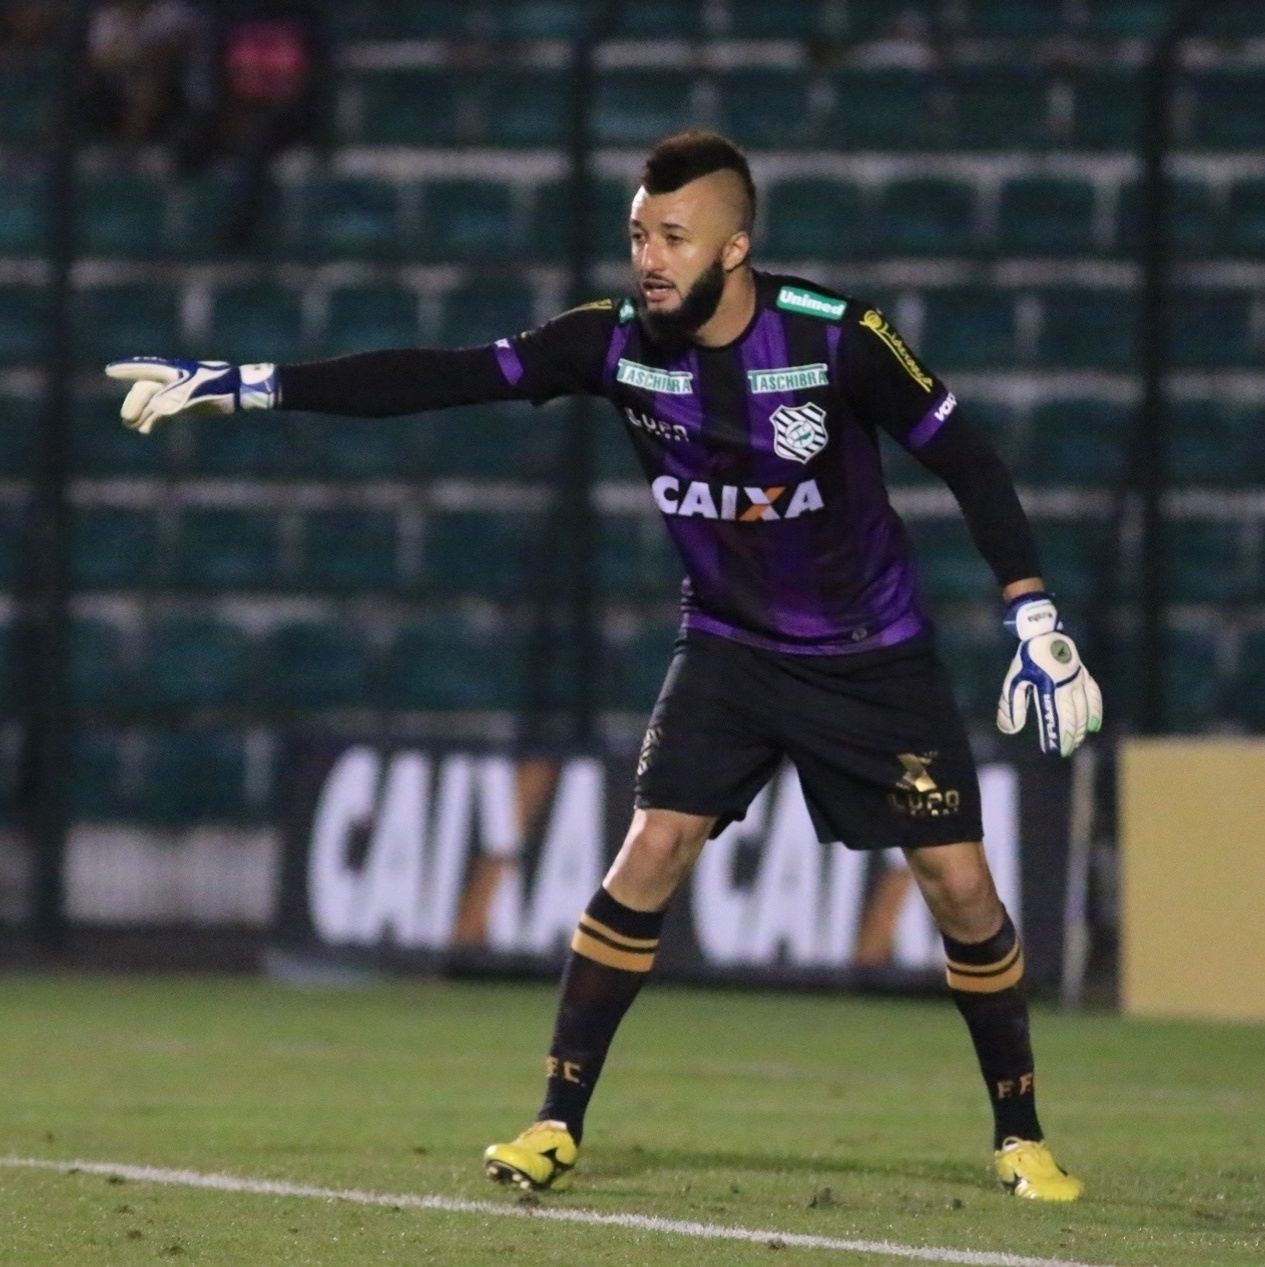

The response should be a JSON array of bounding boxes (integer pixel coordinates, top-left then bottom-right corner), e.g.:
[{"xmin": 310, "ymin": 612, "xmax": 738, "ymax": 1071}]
[{"xmin": 634, "ymin": 629, "xmax": 983, "ymax": 851}]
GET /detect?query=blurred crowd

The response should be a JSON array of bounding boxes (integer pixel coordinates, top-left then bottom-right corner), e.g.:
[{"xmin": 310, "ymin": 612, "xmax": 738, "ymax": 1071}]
[{"xmin": 1, "ymin": 1, "xmax": 329, "ymax": 250}]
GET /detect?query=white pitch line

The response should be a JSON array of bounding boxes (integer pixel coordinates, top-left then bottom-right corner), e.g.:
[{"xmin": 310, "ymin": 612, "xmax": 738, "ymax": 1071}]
[{"xmin": 0, "ymin": 1155, "xmax": 1107, "ymax": 1267}]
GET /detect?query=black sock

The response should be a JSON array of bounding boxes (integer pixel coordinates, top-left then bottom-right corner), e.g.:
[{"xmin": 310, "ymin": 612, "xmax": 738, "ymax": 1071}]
[
  {"xmin": 538, "ymin": 886, "xmax": 664, "ymax": 1144},
  {"xmin": 944, "ymin": 910, "xmax": 1044, "ymax": 1150}
]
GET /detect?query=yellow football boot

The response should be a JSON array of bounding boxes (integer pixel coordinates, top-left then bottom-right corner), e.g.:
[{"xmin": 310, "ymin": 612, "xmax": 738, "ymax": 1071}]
[
  {"xmin": 994, "ymin": 1137, "xmax": 1084, "ymax": 1201},
  {"xmin": 484, "ymin": 1120, "xmax": 578, "ymax": 1191}
]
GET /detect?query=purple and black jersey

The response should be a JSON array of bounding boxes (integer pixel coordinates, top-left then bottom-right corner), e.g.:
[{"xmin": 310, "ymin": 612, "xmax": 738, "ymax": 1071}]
[{"xmin": 278, "ymin": 270, "xmax": 1040, "ymax": 658}]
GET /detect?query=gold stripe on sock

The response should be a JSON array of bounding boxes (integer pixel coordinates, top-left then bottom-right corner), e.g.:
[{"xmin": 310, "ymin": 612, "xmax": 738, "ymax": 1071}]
[
  {"xmin": 570, "ymin": 928, "xmax": 657, "ymax": 973},
  {"xmin": 578, "ymin": 913, "xmax": 661, "ymax": 951},
  {"xmin": 946, "ymin": 946, "xmax": 1025, "ymax": 993}
]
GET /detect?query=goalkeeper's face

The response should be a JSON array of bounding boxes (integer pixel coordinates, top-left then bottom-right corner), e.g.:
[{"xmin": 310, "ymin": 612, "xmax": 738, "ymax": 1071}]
[{"xmin": 629, "ymin": 171, "xmax": 751, "ymax": 340}]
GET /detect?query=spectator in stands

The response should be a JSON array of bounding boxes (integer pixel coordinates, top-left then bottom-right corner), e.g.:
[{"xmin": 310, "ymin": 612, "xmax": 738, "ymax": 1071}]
[
  {"xmin": 84, "ymin": 0, "xmax": 200, "ymax": 143},
  {"xmin": 178, "ymin": 0, "xmax": 328, "ymax": 252}
]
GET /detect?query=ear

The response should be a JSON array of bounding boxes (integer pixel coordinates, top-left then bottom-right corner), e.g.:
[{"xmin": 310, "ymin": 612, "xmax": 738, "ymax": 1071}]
[{"xmin": 722, "ymin": 230, "xmax": 750, "ymax": 273}]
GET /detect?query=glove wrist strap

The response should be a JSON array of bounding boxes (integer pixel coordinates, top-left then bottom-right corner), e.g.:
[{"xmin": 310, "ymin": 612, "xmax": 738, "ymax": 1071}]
[
  {"xmin": 1004, "ymin": 591, "xmax": 1060, "ymax": 641},
  {"xmin": 239, "ymin": 363, "xmax": 278, "ymax": 412}
]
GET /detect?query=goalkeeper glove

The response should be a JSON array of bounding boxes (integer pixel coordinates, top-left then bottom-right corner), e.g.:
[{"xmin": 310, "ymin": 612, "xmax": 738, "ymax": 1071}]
[
  {"xmin": 104, "ymin": 357, "xmax": 278, "ymax": 434},
  {"xmin": 996, "ymin": 592, "xmax": 1103, "ymax": 758}
]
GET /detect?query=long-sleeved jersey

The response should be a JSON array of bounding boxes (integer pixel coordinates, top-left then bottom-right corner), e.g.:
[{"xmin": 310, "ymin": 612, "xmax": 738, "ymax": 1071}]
[{"xmin": 279, "ymin": 270, "xmax": 1040, "ymax": 656}]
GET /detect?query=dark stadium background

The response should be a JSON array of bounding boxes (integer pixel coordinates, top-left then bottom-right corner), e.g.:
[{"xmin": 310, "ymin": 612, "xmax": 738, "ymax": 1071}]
[{"xmin": 1, "ymin": 0, "xmax": 1262, "ymax": 970}]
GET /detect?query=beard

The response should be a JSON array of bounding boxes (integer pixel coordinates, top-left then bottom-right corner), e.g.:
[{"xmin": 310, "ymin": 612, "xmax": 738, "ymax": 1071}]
[{"xmin": 636, "ymin": 255, "xmax": 727, "ymax": 351}]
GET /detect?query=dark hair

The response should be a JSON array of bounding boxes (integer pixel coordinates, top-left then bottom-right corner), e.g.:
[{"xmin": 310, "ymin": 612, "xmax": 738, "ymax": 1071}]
[{"xmin": 641, "ymin": 131, "xmax": 756, "ymax": 232}]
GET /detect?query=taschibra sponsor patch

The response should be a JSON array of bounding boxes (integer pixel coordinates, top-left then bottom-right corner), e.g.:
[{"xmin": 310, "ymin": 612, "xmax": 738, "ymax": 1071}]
[
  {"xmin": 776, "ymin": 286, "xmax": 848, "ymax": 320},
  {"xmin": 616, "ymin": 358, "xmax": 694, "ymax": 394},
  {"xmin": 860, "ymin": 310, "xmax": 934, "ymax": 391},
  {"xmin": 746, "ymin": 363, "xmax": 830, "ymax": 394}
]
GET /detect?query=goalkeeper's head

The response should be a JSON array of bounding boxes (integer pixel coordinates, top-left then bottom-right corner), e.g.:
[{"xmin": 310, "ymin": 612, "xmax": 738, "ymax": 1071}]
[{"xmin": 629, "ymin": 130, "xmax": 756, "ymax": 346}]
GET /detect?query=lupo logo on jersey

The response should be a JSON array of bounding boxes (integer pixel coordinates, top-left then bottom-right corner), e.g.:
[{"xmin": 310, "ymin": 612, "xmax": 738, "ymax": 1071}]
[
  {"xmin": 651, "ymin": 475, "xmax": 824, "ymax": 521},
  {"xmin": 770, "ymin": 401, "xmax": 829, "ymax": 463}
]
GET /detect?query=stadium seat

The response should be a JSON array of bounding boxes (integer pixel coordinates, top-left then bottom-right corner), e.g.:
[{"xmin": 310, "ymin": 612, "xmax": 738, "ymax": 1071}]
[
  {"xmin": 499, "ymin": 2, "xmax": 586, "ymax": 39},
  {"xmin": 202, "ymin": 283, "xmax": 307, "ymax": 366},
  {"xmin": 165, "ymin": 173, "xmax": 235, "ymax": 261},
  {"xmin": 324, "ymin": 0, "xmax": 468, "ymax": 40},
  {"xmin": 288, "ymin": 413, "xmax": 425, "ymax": 480},
  {"xmin": 996, "ymin": 178, "xmax": 1096, "ymax": 257},
  {"xmin": 1234, "ymin": 632, "xmax": 1265, "ymax": 731},
  {"xmin": 1116, "ymin": 178, "xmax": 1222, "ymax": 257},
  {"xmin": 482, "ymin": 72, "xmax": 568, "ymax": 148},
  {"xmin": 182, "ymin": 413, "xmax": 296, "ymax": 477},
  {"xmin": 599, "ymin": 515, "xmax": 681, "ymax": 599},
  {"xmin": 1226, "ymin": 180, "xmax": 1265, "ymax": 256},
  {"xmin": 169, "ymin": 509, "xmax": 281, "ymax": 589},
  {"xmin": 841, "ymin": 0, "xmax": 940, "ymax": 39},
  {"xmin": 594, "ymin": 71, "xmax": 694, "ymax": 147},
  {"xmin": 80, "ymin": 172, "xmax": 168, "ymax": 259},
  {"xmin": 73, "ymin": 394, "xmax": 167, "ymax": 475},
  {"xmin": 957, "ymin": 399, "xmax": 1020, "ymax": 459},
  {"xmin": 728, "ymin": 0, "xmax": 831, "ymax": 38},
  {"xmin": 1168, "ymin": 521, "xmax": 1244, "ymax": 604},
  {"xmin": 422, "ymin": 401, "xmax": 562, "ymax": 479},
  {"xmin": 72, "ymin": 284, "xmax": 182, "ymax": 367},
  {"xmin": 873, "ymin": 179, "xmax": 976, "ymax": 255},
  {"xmin": 69, "ymin": 618, "xmax": 129, "ymax": 709},
  {"xmin": 298, "ymin": 177, "xmax": 402, "ymax": 261},
  {"xmin": 425, "ymin": 510, "xmax": 545, "ymax": 597},
  {"xmin": 529, "ymin": 178, "xmax": 633, "ymax": 262},
  {"xmin": 715, "ymin": 70, "xmax": 817, "ymax": 148},
  {"xmin": 1036, "ymin": 289, "xmax": 1136, "ymax": 368},
  {"xmin": 0, "ymin": 619, "xmax": 19, "ymax": 713},
  {"xmin": 257, "ymin": 622, "xmax": 371, "ymax": 709},
  {"xmin": 0, "ymin": 171, "xmax": 43, "ymax": 256},
  {"xmin": 956, "ymin": 0, "xmax": 1069, "ymax": 37},
  {"xmin": 829, "ymin": 71, "xmax": 944, "ymax": 149},
  {"xmin": 143, "ymin": 616, "xmax": 252, "ymax": 710},
  {"xmin": 71, "ymin": 508, "xmax": 159, "ymax": 588},
  {"xmin": 1033, "ymin": 520, "xmax": 1108, "ymax": 605},
  {"xmin": 595, "ymin": 411, "xmax": 641, "ymax": 480},
  {"xmin": 881, "ymin": 436, "xmax": 938, "ymax": 486},
  {"xmin": 1025, "ymin": 400, "xmax": 1132, "ymax": 485},
  {"xmin": 142, "ymin": 729, "xmax": 251, "ymax": 822},
  {"xmin": 1169, "ymin": 290, "xmax": 1254, "ymax": 368},
  {"xmin": 0, "ymin": 285, "xmax": 49, "ymax": 365},
  {"xmin": 1082, "ymin": 2, "xmax": 1171, "ymax": 37},
  {"xmin": 613, "ymin": 0, "xmax": 705, "ymax": 37},
  {"xmin": 419, "ymin": 180, "xmax": 517, "ymax": 263},
  {"xmin": 934, "ymin": 622, "xmax": 1003, "ymax": 725},
  {"xmin": 762, "ymin": 179, "xmax": 867, "ymax": 259},
  {"xmin": 1190, "ymin": 72, "xmax": 1265, "ymax": 147},
  {"xmin": 1170, "ymin": 401, "xmax": 1265, "ymax": 485},
  {"xmin": 355, "ymin": 69, "xmax": 461, "ymax": 146},
  {"xmin": 324, "ymin": 285, "xmax": 421, "ymax": 357},
  {"xmin": 1166, "ymin": 627, "xmax": 1222, "ymax": 733},
  {"xmin": 376, "ymin": 619, "xmax": 522, "ymax": 710},
  {"xmin": 1070, "ymin": 70, "xmax": 1143, "ymax": 149},
  {"xmin": 0, "ymin": 503, "xmax": 24, "ymax": 589},
  {"xmin": 601, "ymin": 620, "xmax": 679, "ymax": 712},
  {"xmin": 70, "ymin": 727, "xmax": 127, "ymax": 819},
  {"xmin": 0, "ymin": 62, "xmax": 53, "ymax": 145},
  {"xmin": 919, "ymin": 288, "xmax": 1016, "ymax": 369},
  {"xmin": 951, "ymin": 69, "xmax": 1052, "ymax": 149},
  {"xmin": 439, "ymin": 279, "xmax": 534, "ymax": 347},
  {"xmin": 297, "ymin": 510, "xmax": 399, "ymax": 591},
  {"xmin": 906, "ymin": 519, "xmax": 992, "ymax": 604},
  {"xmin": 0, "ymin": 394, "xmax": 37, "ymax": 475}
]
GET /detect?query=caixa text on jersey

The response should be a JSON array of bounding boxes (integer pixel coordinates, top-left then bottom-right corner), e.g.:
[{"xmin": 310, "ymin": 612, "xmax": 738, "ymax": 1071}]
[{"xmin": 651, "ymin": 476, "xmax": 824, "ymax": 522}]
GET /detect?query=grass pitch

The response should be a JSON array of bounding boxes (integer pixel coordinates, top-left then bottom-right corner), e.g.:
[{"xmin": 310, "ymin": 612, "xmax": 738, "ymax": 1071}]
[{"xmin": 0, "ymin": 975, "xmax": 1261, "ymax": 1266}]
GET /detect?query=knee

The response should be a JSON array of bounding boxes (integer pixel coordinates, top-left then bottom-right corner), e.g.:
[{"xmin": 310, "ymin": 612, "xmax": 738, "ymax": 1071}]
[{"xmin": 624, "ymin": 820, "xmax": 701, "ymax": 881}]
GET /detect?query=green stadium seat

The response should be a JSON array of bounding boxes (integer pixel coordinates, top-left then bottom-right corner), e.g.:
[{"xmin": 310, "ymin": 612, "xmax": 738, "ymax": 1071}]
[
  {"xmin": 73, "ymin": 394, "xmax": 167, "ymax": 475},
  {"xmin": 69, "ymin": 618, "xmax": 128, "ymax": 709},
  {"xmin": 1025, "ymin": 400, "xmax": 1131, "ymax": 485},
  {"xmin": 1037, "ymin": 289, "xmax": 1136, "ymax": 368},
  {"xmin": 182, "ymin": 413, "xmax": 296, "ymax": 477},
  {"xmin": 0, "ymin": 171, "xmax": 43, "ymax": 255},
  {"xmin": 1234, "ymin": 633, "xmax": 1265, "ymax": 731},
  {"xmin": 1170, "ymin": 290, "xmax": 1254, "ymax": 368},
  {"xmin": 1116, "ymin": 178, "xmax": 1222, "ymax": 257},
  {"xmin": 0, "ymin": 619, "xmax": 19, "ymax": 713},
  {"xmin": 70, "ymin": 727, "xmax": 127, "ymax": 819},
  {"xmin": 1166, "ymin": 627, "xmax": 1222, "ymax": 733},
  {"xmin": 951, "ymin": 69, "xmax": 1052, "ymax": 149},
  {"xmin": 920, "ymin": 288, "xmax": 1016, "ymax": 369},
  {"xmin": 257, "ymin": 623, "xmax": 371, "ymax": 709},
  {"xmin": 0, "ymin": 62, "xmax": 54, "ymax": 145},
  {"xmin": 376, "ymin": 620, "xmax": 522, "ymax": 710},
  {"xmin": 298, "ymin": 510, "xmax": 399, "ymax": 591},
  {"xmin": 72, "ymin": 284, "xmax": 182, "ymax": 367},
  {"xmin": 996, "ymin": 179, "xmax": 1096, "ymax": 256},
  {"xmin": 599, "ymin": 516, "xmax": 680, "ymax": 599},
  {"xmin": 1200, "ymin": 9, "xmax": 1265, "ymax": 35},
  {"xmin": 529, "ymin": 178, "xmax": 633, "ymax": 262},
  {"xmin": 1191, "ymin": 73, "xmax": 1265, "ymax": 147},
  {"xmin": 71, "ymin": 508, "xmax": 159, "ymax": 588},
  {"xmin": 425, "ymin": 510, "xmax": 545, "ymax": 598},
  {"xmin": 829, "ymin": 71, "xmax": 944, "ymax": 149},
  {"xmin": 298, "ymin": 177, "xmax": 402, "ymax": 260},
  {"xmin": 728, "ymin": 0, "xmax": 831, "ymax": 38},
  {"xmin": 1226, "ymin": 180, "xmax": 1265, "ymax": 255},
  {"xmin": 419, "ymin": 180, "xmax": 517, "ymax": 263},
  {"xmin": 596, "ymin": 408, "xmax": 641, "ymax": 480},
  {"xmin": 716, "ymin": 71, "xmax": 816, "ymax": 148},
  {"xmin": 762, "ymin": 179, "xmax": 867, "ymax": 259},
  {"xmin": 842, "ymin": 0, "xmax": 940, "ymax": 39},
  {"xmin": 881, "ymin": 435, "xmax": 938, "ymax": 486},
  {"xmin": 324, "ymin": 0, "xmax": 469, "ymax": 40},
  {"xmin": 1071, "ymin": 70, "xmax": 1143, "ymax": 149},
  {"xmin": 500, "ymin": 2, "xmax": 586, "ymax": 39},
  {"xmin": 907, "ymin": 520, "xmax": 992, "ymax": 604},
  {"xmin": 934, "ymin": 622, "xmax": 1004, "ymax": 725},
  {"xmin": 439, "ymin": 279, "xmax": 534, "ymax": 346},
  {"xmin": 165, "ymin": 173, "xmax": 235, "ymax": 261},
  {"xmin": 356, "ymin": 69, "xmax": 461, "ymax": 146},
  {"xmin": 1082, "ymin": 2, "xmax": 1170, "ymax": 37},
  {"xmin": 0, "ymin": 503, "xmax": 23, "ymax": 588},
  {"xmin": 0, "ymin": 394, "xmax": 38, "ymax": 475},
  {"xmin": 601, "ymin": 620, "xmax": 678, "ymax": 712},
  {"xmin": 324, "ymin": 285, "xmax": 420, "ymax": 357},
  {"xmin": 1171, "ymin": 402, "xmax": 1265, "ymax": 485},
  {"xmin": 873, "ymin": 179, "xmax": 975, "ymax": 255},
  {"xmin": 288, "ymin": 413, "xmax": 426, "ymax": 479},
  {"xmin": 170, "ymin": 509, "xmax": 280, "ymax": 589},
  {"xmin": 0, "ymin": 286, "xmax": 48, "ymax": 365},
  {"xmin": 1034, "ymin": 520, "xmax": 1107, "ymax": 605},
  {"xmin": 483, "ymin": 72, "xmax": 567, "ymax": 147},
  {"xmin": 957, "ymin": 0, "xmax": 1069, "ymax": 36},
  {"xmin": 203, "ymin": 283, "xmax": 307, "ymax": 365},
  {"xmin": 80, "ymin": 173, "xmax": 168, "ymax": 258},
  {"xmin": 595, "ymin": 71, "xmax": 694, "ymax": 146},
  {"xmin": 1169, "ymin": 521, "xmax": 1243, "ymax": 603},
  {"xmin": 422, "ymin": 402, "xmax": 562, "ymax": 479},
  {"xmin": 143, "ymin": 616, "xmax": 251, "ymax": 710},
  {"xmin": 614, "ymin": 0, "xmax": 705, "ymax": 37},
  {"xmin": 142, "ymin": 729, "xmax": 250, "ymax": 822}
]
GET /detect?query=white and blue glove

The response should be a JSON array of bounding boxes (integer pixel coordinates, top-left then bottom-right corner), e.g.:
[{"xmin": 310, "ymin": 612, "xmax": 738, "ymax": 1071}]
[
  {"xmin": 996, "ymin": 592, "xmax": 1103, "ymax": 757},
  {"xmin": 104, "ymin": 357, "xmax": 278, "ymax": 434}
]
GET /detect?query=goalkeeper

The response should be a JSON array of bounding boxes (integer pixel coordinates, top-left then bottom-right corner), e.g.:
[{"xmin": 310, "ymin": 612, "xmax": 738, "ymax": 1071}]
[{"xmin": 106, "ymin": 131, "xmax": 1101, "ymax": 1202}]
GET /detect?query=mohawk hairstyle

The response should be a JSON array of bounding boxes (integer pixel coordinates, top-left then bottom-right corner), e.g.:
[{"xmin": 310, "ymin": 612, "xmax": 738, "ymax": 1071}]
[{"xmin": 641, "ymin": 131, "xmax": 757, "ymax": 233}]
